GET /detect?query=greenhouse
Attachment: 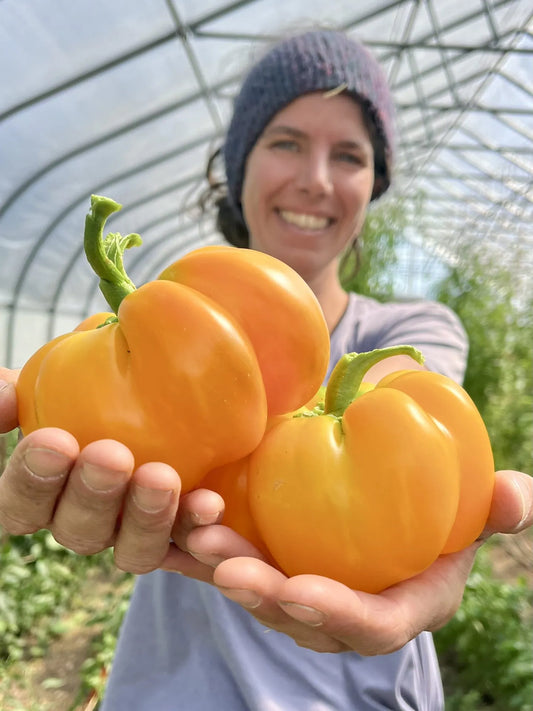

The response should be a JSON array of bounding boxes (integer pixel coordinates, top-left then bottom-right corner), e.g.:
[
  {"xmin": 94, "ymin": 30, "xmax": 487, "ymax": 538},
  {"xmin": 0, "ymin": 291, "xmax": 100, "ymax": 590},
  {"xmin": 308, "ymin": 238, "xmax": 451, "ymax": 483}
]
[{"xmin": 0, "ymin": 1, "xmax": 532, "ymax": 709}]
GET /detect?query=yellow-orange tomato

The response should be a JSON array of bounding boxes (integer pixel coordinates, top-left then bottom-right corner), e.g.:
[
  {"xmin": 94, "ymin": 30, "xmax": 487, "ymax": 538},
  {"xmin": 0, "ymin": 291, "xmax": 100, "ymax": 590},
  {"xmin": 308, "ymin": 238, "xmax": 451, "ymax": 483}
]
[
  {"xmin": 376, "ymin": 369, "xmax": 494, "ymax": 552},
  {"xmin": 17, "ymin": 281, "xmax": 268, "ymax": 492},
  {"xmin": 199, "ymin": 387, "xmax": 327, "ymax": 551},
  {"xmin": 16, "ymin": 195, "xmax": 330, "ymax": 493},
  {"xmin": 199, "ymin": 459, "xmax": 271, "ymax": 559},
  {"xmin": 198, "ymin": 388, "xmax": 327, "ymax": 557},
  {"xmin": 159, "ymin": 247, "xmax": 329, "ymax": 416},
  {"xmin": 246, "ymin": 347, "xmax": 494, "ymax": 593}
]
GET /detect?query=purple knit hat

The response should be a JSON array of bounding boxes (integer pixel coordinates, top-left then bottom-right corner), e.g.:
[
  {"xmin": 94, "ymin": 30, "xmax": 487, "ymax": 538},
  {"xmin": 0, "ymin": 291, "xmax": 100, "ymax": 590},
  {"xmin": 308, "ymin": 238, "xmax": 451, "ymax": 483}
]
[{"xmin": 224, "ymin": 29, "xmax": 396, "ymax": 217}]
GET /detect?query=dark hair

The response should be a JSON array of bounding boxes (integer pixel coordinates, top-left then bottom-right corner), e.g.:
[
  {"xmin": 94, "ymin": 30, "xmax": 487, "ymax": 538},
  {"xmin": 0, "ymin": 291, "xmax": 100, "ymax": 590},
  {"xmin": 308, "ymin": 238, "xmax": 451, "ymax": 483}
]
[{"xmin": 199, "ymin": 147, "xmax": 249, "ymax": 249}]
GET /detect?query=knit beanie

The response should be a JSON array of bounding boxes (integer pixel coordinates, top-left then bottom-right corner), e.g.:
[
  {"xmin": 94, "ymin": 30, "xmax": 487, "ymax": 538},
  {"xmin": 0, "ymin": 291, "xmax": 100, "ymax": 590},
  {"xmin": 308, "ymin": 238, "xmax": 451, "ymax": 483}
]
[{"xmin": 224, "ymin": 29, "xmax": 396, "ymax": 218}]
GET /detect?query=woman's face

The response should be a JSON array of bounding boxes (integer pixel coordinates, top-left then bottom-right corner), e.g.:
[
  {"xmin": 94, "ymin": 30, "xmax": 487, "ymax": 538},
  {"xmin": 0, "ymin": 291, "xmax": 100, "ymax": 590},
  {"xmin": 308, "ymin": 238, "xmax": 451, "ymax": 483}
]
[{"xmin": 241, "ymin": 92, "xmax": 375, "ymax": 284}]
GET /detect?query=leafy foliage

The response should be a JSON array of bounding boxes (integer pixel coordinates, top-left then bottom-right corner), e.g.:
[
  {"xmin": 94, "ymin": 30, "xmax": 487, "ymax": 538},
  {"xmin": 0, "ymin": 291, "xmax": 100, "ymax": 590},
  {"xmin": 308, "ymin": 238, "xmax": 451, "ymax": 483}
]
[
  {"xmin": 0, "ymin": 530, "xmax": 85, "ymax": 662},
  {"xmin": 434, "ymin": 246, "xmax": 533, "ymax": 472},
  {"xmin": 0, "ymin": 524, "xmax": 133, "ymax": 708},
  {"xmin": 74, "ymin": 575, "xmax": 133, "ymax": 708},
  {"xmin": 340, "ymin": 197, "xmax": 405, "ymax": 299},
  {"xmin": 434, "ymin": 548, "xmax": 533, "ymax": 711}
]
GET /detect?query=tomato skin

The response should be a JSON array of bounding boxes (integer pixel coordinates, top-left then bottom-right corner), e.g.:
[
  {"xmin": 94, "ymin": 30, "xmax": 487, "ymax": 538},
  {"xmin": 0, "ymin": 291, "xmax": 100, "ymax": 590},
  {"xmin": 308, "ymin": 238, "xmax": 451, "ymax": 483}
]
[
  {"xmin": 248, "ymin": 387, "xmax": 461, "ymax": 593},
  {"xmin": 376, "ymin": 370, "xmax": 495, "ymax": 552},
  {"xmin": 198, "ymin": 388, "xmax": 326, "ymax": 556},
  {"xmin": 73, "ymin": 312, "xmax": 113, "ymax": 331},
  {"xmin": 159, "ymin": 246, "xmax": 330, "ymax": 416},
  {"xmin": 199, "ymin": 459, "xmax": 271, "ymax": 559},
  {"xmin": 17, "ymin": 280, "xmax": 267, "ymax": 492},
  {"xmin": 17, "ymin": 239, "xmax": 330, "ymax": 493},
  {"xmin": 198, "ymin": 350, "xmax": 494, "ymax": 594},
  {"xmin": 17, "ymin": 196, "xmax": 330, "ymax": 493}
]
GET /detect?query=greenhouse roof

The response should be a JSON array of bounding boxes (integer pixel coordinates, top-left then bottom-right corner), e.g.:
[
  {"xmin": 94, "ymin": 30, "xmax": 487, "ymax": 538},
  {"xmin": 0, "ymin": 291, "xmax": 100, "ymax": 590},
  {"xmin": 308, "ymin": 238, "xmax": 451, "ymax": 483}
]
[{"xmin": 1, "ymin": 0, "xmax": 532, "ymax": 366}]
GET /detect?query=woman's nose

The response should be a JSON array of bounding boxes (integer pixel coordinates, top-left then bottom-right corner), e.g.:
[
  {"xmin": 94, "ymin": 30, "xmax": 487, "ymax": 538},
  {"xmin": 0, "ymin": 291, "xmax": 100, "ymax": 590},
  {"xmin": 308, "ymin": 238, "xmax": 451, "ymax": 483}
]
[{"xmin": 296, "ymin": 152, "xmax": 333, "ymax": 197}]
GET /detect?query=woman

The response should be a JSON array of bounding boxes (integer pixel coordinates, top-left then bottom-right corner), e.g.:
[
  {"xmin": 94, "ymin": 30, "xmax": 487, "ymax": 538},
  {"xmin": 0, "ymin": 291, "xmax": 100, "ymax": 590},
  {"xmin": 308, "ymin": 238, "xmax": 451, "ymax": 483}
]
[{"xmin": 0, "ymin": 29, "xmax": 531, "ymax": 710}]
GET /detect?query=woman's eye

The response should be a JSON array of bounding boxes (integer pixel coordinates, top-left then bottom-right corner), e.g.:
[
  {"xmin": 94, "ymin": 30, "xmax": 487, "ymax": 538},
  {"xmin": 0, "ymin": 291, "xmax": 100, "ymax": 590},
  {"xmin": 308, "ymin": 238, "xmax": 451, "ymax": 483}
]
[
  {"xmin": 335, "ymin": 151, "xmax": 363, "ymax": 165},
  {"xmin": 271, "ymin": 139, "xmax": 299, "ymax": 152}
]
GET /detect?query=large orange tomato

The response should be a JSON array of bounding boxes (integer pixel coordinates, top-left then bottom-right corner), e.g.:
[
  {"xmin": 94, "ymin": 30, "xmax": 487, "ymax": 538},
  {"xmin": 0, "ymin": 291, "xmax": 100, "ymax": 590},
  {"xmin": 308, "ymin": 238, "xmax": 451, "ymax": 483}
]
[{"xmin": 16, "ymin": 195, "xmax": 330, "ymax": 492}]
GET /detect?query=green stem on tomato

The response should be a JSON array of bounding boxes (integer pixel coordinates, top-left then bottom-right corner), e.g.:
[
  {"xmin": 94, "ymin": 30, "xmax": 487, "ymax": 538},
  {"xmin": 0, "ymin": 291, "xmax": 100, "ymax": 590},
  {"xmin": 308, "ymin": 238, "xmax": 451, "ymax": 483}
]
[
  {"xmin": 84, "ymin": 194, "xmax": 142, "ymax": 314},
  {"xmin": 324, "ymin": 345, "xmax": 424, "ymax": 417}
]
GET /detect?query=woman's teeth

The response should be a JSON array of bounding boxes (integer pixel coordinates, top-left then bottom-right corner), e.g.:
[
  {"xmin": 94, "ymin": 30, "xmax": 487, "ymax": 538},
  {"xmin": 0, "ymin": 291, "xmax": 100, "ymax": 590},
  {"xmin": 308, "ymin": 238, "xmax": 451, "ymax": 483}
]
[{"xmin": 279, "ymin": 210, "xmax": 329, "ymax": 230}]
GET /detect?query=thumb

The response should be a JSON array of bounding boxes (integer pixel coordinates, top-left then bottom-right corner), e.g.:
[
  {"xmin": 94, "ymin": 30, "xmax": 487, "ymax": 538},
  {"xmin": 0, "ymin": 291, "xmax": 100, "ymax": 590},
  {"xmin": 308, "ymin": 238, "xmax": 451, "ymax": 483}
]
[{"xmin": 483, "ymin": 470, "xmax": 533, "ymax": 536}]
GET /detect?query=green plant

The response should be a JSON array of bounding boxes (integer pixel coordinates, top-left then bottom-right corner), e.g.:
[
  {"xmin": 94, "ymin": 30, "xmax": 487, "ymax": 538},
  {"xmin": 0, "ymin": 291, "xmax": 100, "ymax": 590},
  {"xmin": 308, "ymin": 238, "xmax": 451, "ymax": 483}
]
[
  {"xmin": 434, "ymin": 548, "xmax": 533, "ymax": 710},
  {"xmin": 73, "ymin": 574, "xmax": 133, "ymax": 710},
  {"xmin": 0, "ymin": 530, "xmax": 80, "ymax": 662},
  {"xmin": 0, "ymin": 529, "xmax": 123, "ymax": 666},
  {"xmin": 434, "ymin": 247, "xmax": 533, "ymax": 473},
  {"xmin": 0, "ymin": 430, "xmax": 18, "ymax": 471},
  {"xmin": 340, "ymin": 197, "xmax": 405, "ymax": 299}
]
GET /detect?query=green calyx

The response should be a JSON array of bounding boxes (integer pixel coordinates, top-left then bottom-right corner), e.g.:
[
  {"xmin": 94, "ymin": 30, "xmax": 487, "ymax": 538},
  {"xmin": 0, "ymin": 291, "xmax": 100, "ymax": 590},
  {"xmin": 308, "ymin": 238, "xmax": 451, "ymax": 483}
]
[
  {"xmin": 324, "ymin": 345, "xmax": 425, "ymax": 417},
  {"xmin": 84, "ymin": 194, "xmax": 142, "ymax": 314}
]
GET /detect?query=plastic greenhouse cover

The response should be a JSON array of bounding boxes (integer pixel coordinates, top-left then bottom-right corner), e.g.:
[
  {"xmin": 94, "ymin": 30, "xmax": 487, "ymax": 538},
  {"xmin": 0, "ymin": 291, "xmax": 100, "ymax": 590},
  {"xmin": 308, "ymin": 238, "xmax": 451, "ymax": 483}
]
[{"xmin": 0, "ymin": 0, "xmax": 532, "ymax": 367}]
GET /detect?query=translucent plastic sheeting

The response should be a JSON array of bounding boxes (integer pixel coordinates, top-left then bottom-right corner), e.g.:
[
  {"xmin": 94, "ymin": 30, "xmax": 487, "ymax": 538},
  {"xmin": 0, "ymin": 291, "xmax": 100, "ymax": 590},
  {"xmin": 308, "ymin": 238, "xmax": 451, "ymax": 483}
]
[{"xmin": 1, "ymin": 0, "xmax": 532, "ymax": 366}]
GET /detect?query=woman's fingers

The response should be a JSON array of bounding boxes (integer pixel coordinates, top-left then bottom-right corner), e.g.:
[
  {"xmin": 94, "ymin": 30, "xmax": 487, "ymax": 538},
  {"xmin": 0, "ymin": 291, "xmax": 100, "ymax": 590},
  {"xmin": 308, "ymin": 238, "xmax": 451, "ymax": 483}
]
[
  {"xmin": 0, "ymin": 427, "xmax": 80, "ymax": 534},
  {"xmin": 185, "ymin": 524, "xmax": 267, "ymax": 566},
  {"xmin": 277, "ymin": 546, "xmax": 477, "ymax": 656},
  {"xmin": 210, "ymin": 540, "xmax": 479, "ymax": 657},
  {"xmin": 214, "ymin": 557, "xmax": 349, "ymax": 653},
  {"xmin": 170, "ymin": 487, "xmax": 225, "ymax": 550},
  {"xmin": 162, "ymin": 512, "xmax": 268, "ymax": 585},
  {"xmin": 50, "ymin": 439, "xmax": 135, "ymax": 554},
  {"xmin": 161, "ymin": 488, "xmax": 226, "ymax": 583},
  {"xmin": 0, "ymin": 428, "xmax": 182, "ymax": 574},
  {"xmin": 113, "ymin": 461, "xmax": 181, "ymax": 574},
  {"xmin": 160, "ymin": 543, "xmax": 217, "ymax": 583}
]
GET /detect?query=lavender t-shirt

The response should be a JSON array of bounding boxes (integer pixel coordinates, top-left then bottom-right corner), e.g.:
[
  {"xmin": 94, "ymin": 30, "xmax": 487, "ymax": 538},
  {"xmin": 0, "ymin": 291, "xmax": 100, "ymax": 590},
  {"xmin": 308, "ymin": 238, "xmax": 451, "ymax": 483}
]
[{"xmin": 102, "ymin": 293, "xmax": 467, "ymax": 711}]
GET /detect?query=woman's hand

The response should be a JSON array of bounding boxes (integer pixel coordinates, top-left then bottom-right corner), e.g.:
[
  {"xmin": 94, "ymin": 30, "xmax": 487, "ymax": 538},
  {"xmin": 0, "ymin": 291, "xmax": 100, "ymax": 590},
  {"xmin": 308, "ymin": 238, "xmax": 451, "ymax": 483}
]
[
  {"xmin": 0, "ymin": 368, "xmax": 186, "ymax": 574},
  {"xmin": 167, "ymin": 468, "xmax": 533, "ymax": 655}
]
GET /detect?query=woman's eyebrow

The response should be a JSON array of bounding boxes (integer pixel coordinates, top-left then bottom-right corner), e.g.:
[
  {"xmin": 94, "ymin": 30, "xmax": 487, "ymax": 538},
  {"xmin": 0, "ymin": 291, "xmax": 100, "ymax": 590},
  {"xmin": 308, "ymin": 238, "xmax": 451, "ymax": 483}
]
[
  {"xmin": 336, "ymin": 139, "xmax": 372, "ymax": 154},
  {"xmin": 262, "ymin": 125, "xmax": 305, "ymax": 138}
]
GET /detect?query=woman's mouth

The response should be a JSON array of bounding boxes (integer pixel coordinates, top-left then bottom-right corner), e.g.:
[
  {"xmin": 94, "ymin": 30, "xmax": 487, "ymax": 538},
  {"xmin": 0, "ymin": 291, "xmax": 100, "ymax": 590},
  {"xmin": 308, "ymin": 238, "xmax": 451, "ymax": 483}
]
[{"xmin": 278, "ymin": 210, "xmax": 331, "ymax": 231}]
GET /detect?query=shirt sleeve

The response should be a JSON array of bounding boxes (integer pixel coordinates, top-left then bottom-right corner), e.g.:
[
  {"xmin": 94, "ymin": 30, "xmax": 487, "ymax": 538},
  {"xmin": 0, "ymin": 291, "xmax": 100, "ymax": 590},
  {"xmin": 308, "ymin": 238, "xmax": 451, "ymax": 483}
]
[{"xmin": 366, "ymin": 299, "xmax": 469, "ymax": 384}]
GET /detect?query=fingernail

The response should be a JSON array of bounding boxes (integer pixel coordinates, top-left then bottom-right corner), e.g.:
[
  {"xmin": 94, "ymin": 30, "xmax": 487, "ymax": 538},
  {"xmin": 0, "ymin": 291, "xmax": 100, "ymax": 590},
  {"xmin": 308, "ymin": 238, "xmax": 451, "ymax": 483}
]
[
  {"xmin": 191, "ymin": 510, "xmax": 223, "ymax": 526},
  {"xmin": 278, "ymin": 602, "xmax": 326, "ymax": 627},
  {"xmin": 513, "ymin": 476, "xmax": 532, "ymax": 529},
  {"xmin": 133, "ymin": 485, "xmax": 173, "ymax": 513},
  {"xmin": 80, "ymin": 463, "xmax": 128, "ymax": 493},
  {"xmin": 219, "ymin": 587, "xmax": 262, "ymax": 609},
  {"xmin": 187, "ymin": 551, "xmax": 224, "ymax": 568},
  {"xmin": 24, "ymin": 448, "xmax": 71, "ymax": 480}
]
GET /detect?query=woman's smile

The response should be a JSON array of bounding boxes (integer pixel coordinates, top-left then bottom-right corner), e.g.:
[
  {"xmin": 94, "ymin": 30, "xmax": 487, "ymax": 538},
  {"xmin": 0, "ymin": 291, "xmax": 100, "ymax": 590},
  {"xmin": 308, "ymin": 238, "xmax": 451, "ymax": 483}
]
[{"xmin": 277, "ymin": 209, "xmax": 333, "ymax": 232}]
